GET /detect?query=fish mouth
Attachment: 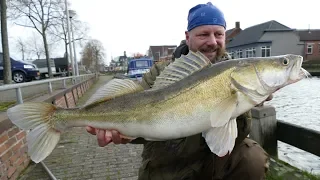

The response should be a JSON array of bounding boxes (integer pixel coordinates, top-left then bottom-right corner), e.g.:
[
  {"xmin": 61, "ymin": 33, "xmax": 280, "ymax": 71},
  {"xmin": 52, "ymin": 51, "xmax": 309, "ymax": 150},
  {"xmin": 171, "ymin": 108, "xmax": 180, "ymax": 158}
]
[{"xmin": 288, "ymin": 67, "xmax": 311, "ymax": 84}]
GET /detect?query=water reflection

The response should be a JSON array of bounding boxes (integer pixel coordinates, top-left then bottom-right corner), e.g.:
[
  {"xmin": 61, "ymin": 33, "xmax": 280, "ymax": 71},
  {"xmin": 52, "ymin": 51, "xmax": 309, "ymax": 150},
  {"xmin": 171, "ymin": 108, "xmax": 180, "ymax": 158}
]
[{"xmin": 265, "ymin": 76, "xmax": 320, "ymax": 174}]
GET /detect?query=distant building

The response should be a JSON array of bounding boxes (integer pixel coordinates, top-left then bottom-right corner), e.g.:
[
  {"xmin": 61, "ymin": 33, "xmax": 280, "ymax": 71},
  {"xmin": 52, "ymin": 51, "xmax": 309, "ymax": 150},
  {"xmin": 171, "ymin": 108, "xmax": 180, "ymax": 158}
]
[
  {"xmin": 226, "ymin": 20, "xmax": 303, "ymax": 59},
  {"xmin": 148, "ymin": 45, "xmax": 177, "ymax": 61},
  {"xmin": 296, "ymin": 29, "xmax": 320, "ymax": 61}
]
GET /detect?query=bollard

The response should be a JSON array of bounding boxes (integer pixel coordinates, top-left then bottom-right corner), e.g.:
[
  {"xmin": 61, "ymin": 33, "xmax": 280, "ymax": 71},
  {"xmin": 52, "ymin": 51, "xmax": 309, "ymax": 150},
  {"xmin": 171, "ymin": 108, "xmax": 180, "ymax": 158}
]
[
  {"xmin": 48, "ymin": 82, "xmax": 53, "ymax": 94},
  {"xmin": 16, "ymin": 87, "xmax": 23, "ymax": 104},
  {"xmin": 249, "ymin": 105, "xmax": 278, "ymax": 157},
  {"xmin": 62, "ymin": 79, "xmax": 66, "ymax": 89}
]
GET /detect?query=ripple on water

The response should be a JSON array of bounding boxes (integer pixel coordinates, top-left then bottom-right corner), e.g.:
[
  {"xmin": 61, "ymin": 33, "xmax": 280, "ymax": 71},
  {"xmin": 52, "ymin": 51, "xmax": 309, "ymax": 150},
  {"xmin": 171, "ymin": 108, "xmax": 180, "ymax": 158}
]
[{"xmin": 264, "ymin": 77, "xmax": 320, "ymax": 175}]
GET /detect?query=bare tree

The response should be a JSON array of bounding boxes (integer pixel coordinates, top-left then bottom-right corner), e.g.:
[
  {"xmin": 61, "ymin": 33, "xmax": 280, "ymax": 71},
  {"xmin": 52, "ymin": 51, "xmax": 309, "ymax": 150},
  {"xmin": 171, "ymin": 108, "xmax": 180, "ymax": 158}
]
[
  {"xmin": 47, "ymin": 7, "xmax": 89, "ymax": 74},
  {"xmin": 15, "ymin": 37, "xmax": 27, "ymax": 61},
  {"xmin": 1, "ymin": 0, "xmax": 12, "ymax": 84},
  {"xmin": 80, "ymin": 39, "xmax": 105, "ymax": 72},
  {"xmin": 9, "ymin": 0, "xmax": 65, "ymax": 78}
]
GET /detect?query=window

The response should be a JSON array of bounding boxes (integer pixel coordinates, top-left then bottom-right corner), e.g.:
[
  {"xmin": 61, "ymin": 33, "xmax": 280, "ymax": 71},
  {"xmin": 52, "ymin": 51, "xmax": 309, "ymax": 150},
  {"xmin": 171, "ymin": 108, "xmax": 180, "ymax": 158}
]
[
  {"xmin": 261, "ymin": 46, "xmax": 271, "ymax": 57},
  {"xmin": 246, "ymin": 48, "xmax": 256, "ymax": 58},
  {"xmin": 307, "ymin": 44, "xmax": 313, "ymax": 54},
  {"xmin": 236, "ymin": 50, "xmax": 243, "ymax": 58},
  {"xmin": 228, "ymin": 51, "xmax": 235, "ymax": 59},
  {"xmin": 136, "ymin": 60, "xmax": 149, "ymax": 67}
]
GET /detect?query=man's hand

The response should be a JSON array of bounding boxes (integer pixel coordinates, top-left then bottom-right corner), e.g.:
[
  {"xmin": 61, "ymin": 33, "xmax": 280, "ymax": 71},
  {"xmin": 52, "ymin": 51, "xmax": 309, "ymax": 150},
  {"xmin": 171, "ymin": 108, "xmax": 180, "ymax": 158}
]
[
  {"xmin": 86, "ymin": 126, "xmax": 132, "ymax": 147},
  {"xmin": 256, "ymin": 94, "xmax": 273, "ymax": 107}
]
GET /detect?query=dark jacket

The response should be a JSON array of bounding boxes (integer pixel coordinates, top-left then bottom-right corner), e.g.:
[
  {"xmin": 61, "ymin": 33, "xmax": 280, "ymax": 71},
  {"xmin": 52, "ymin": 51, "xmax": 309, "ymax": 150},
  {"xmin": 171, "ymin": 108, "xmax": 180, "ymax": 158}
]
[{"xmin": 133, "ymin": 42, "xmax": 252, "ymax": 180}]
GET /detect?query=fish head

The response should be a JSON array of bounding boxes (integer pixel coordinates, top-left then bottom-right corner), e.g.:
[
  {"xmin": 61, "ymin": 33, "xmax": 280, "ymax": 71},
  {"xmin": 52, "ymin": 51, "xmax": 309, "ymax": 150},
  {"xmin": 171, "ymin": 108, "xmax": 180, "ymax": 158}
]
[
  {"xmin": 230, "ymin": 54, "xmax": 310, "ymax": 104},
  {"xmin": 252, "ymin": 54, "xmax": 309, "ymax": 92}
]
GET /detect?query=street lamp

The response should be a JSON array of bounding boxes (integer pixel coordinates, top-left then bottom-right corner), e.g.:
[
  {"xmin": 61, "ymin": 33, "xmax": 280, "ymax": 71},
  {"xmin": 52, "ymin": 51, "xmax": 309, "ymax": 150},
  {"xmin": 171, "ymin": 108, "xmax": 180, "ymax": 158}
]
[
  {"xmin": 69, "ymin": 9, "xmax": 79, "ymax": 76},
  {"xmin": 64, "ymin": 0, "xmax": 75, "ymax": 76}
]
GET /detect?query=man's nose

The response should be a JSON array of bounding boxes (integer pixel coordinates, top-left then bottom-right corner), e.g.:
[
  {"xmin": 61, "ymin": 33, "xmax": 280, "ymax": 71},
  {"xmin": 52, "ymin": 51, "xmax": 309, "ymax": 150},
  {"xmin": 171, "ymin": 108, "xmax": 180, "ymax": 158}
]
[{"xmin": 207, "ymin": 34, "xmax": 217, "ymax": 46}]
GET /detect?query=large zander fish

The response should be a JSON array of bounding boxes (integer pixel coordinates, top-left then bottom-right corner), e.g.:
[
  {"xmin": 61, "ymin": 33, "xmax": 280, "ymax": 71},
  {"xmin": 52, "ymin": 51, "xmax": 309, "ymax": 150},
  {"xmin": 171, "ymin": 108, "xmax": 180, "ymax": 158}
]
[{"xmin": 6, "ymin": 51, "xmax": 309, "ymax": 163}]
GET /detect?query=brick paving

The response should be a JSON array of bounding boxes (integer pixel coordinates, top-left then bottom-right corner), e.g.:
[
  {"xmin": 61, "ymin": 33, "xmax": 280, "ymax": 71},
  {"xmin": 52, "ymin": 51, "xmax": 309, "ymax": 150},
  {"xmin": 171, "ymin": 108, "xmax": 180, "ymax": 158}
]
[{"xmin": 22, "ymin": 127, "xmax": 143, "ymax": 180}]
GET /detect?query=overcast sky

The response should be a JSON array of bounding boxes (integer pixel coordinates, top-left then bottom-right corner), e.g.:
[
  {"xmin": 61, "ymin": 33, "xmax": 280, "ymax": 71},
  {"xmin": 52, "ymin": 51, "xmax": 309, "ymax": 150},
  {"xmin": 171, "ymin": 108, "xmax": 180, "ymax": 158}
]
[{"xmin": 6, "ymin": 0, "xmax": 320, "ymax": 64}]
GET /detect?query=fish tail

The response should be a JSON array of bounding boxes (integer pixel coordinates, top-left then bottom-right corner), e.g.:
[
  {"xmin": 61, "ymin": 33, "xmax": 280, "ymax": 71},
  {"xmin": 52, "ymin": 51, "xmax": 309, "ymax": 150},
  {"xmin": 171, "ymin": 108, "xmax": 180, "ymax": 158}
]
[{"xmin": 7, "ymin": 102, "xmax": 60, "ymax": 163}]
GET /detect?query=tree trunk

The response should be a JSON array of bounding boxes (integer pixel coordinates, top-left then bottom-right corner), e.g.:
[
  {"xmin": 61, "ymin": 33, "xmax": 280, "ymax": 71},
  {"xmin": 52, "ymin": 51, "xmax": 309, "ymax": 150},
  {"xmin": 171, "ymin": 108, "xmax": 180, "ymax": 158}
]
[
  {"xmin": 42, "ymin": 30, "xmax": 53, "ymax": 78},
  {"xmin": 1, "ymin": 0, "xmax": 12, "ymax": 84}
]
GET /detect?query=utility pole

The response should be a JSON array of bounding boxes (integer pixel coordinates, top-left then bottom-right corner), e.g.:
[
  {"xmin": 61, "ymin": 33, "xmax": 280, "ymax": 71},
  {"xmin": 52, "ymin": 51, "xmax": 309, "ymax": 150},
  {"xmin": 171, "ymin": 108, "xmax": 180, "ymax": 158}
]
[{"xmin": 64, "ymin": 0, "xmax": 75, "ymax": 76}]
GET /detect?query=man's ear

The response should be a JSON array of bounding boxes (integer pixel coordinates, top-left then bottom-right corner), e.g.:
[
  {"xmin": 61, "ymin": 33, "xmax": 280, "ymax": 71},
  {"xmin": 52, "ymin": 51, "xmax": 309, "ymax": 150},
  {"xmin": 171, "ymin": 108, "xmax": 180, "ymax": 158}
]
[{"xmin": 185, "ymin": 31, "xmax": 190, "ymax": 46}]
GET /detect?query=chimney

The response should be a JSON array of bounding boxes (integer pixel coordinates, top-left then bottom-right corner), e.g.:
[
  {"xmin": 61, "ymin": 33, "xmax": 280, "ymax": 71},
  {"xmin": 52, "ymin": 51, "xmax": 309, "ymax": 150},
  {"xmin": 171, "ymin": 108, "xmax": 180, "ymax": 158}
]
[{"xmin": 235, "ymin": 21, "xmax": 240, "ymax": 29}]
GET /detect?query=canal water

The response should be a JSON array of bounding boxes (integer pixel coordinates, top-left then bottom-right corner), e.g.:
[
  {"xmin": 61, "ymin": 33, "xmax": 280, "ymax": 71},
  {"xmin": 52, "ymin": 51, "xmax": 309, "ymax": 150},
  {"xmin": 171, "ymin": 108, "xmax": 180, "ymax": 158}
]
[{"xmin": 265, "ymin": 76, "xmax": 320, "ymax": 175}]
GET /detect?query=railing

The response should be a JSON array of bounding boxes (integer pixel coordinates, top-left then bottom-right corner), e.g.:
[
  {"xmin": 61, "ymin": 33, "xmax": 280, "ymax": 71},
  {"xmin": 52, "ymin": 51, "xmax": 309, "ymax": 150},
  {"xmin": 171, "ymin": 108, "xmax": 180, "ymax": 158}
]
[
  {"xmin": 249, "ymin": 105, "xmax": 320, "ymax": 158},
  {"xmin": 0, "ymin": 73, "xmax": 97, "ymax": 104}
]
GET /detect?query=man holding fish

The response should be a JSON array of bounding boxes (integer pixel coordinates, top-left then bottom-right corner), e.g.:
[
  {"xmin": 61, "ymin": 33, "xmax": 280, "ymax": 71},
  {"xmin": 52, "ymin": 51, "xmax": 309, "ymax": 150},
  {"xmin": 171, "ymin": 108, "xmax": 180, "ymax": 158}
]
[
  {"xmin": 87, "ymin": 2, "xmax": 271, "ymax": 180},
  {"xmin": 7, "ymin": 1, "xmax": 308, "ymax": 180}
]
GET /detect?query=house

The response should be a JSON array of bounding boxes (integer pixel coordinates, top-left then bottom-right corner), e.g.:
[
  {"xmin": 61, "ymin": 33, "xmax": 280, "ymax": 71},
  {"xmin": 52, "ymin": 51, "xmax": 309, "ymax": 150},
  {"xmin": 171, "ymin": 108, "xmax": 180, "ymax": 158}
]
[
  {"xmin": 226, "ymin": 20, "xmax": 303, "ymax": 59},
  {"xmin": 296, "ymin": 29, "xmax": 320, "ymax": 61},
  {"xmin": 225, "ymin": 21, "xmax": 242, "ymax": 44},
  {"xmin": 148, "ymin": 45, "xmax": 177, "ymax": 61}
]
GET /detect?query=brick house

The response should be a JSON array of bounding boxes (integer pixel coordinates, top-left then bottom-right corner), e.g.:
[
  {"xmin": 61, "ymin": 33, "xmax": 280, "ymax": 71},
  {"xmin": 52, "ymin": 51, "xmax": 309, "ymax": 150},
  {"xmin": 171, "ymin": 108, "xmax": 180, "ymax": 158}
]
[
  {"xmin": 226, "ymin": 21, "xmax": 242, "ymax": 44},
  {"xmin": 148, "ymin": 45, "xmax": 177, "ymax": 62},
  {"xmin": 297, "ymin": 29, "xmax": 320, "ymax": 61}
]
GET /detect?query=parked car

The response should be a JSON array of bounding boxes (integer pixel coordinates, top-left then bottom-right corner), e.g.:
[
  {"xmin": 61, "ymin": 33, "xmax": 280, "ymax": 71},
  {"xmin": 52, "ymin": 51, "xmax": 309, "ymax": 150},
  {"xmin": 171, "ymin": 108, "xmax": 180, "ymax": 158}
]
[
  {"xmin": 0, "ymin": 53, "xmax": 40, "ymax": 83},
  {"xmin": 126, "ymin": 57, "xmax": 153, "ymax": 80},
  {"xmin": 32, "ymin": 57, "xmax": 68, "ymax": 79}
]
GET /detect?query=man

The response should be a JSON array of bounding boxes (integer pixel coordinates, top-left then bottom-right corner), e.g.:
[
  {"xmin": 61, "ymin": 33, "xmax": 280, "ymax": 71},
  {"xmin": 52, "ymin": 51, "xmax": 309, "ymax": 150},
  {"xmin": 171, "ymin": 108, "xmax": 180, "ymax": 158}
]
[{"xmin": 86, "ymin": 2, "xmax": 270, "ymax": 180}]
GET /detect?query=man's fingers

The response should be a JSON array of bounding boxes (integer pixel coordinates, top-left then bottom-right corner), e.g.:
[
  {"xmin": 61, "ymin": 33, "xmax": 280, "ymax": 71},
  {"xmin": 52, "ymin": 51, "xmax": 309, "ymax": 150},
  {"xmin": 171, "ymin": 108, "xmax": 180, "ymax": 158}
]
[
  {"xmin": 97, "ymin": 129, "xmax": 108, "ymax": 147},
  {"xmin": 86, "ymin": 126, "xmax": 96, "ymax": 135},
  {"xmin": 111, "ymin": 130, "xmax": 122, "ymax": 144},
  {"xmin": 266, "ymin": 94, "xmax": 273, "ymax": 101}
]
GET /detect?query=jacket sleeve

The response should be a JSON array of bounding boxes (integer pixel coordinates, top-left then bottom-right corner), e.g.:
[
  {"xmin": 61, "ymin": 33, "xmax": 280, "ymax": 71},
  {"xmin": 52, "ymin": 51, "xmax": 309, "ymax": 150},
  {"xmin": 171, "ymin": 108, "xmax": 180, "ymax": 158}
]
[{"xmin": 139, "ymin": 61, "xmax": 171, "ymax": 89}]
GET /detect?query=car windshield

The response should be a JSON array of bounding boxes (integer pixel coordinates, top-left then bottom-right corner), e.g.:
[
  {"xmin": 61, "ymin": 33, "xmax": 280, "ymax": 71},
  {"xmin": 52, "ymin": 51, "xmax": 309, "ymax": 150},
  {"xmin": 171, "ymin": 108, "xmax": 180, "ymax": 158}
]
[{"xmin": 136, "ymin": 60, "xmax": 149, "ymax": 68}]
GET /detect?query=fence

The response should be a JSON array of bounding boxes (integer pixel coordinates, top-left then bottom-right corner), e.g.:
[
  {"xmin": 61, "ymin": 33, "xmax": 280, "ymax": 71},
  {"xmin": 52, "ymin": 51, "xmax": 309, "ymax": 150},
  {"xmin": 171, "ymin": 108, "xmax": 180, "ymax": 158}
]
[{"xmin": 249, "ymin": 105, "xmax": 320, "ymax": 158}]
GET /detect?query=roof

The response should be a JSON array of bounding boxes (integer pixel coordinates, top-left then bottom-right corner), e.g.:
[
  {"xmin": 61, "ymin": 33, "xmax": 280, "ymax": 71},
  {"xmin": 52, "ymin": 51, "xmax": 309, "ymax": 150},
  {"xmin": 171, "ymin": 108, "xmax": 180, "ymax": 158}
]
[
  {"xmin": 297, "ymin": 29, "xmax": 320, "ymax": 41},
  {"xmin": 226, "ymin": 20, "xmax": 293, "ymax": 48},
  {"xmin": 226, "ymin": 28, "xmax": 235, "ymax": 37}
]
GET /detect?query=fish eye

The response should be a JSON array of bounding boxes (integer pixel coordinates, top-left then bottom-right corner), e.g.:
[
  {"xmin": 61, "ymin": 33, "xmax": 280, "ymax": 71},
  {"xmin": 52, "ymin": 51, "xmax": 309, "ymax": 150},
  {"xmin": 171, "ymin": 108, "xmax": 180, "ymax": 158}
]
[{"xmin": 282, "ymin": 58, "xmax": 289, "ymax": 65}]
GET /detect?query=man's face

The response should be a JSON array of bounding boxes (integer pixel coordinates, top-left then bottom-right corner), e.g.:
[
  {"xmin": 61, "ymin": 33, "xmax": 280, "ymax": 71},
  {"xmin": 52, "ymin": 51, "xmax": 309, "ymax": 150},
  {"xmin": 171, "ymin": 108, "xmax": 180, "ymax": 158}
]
[{"xmin": 185, "ymin": 25, "xmax": 226, "ymax": 63}]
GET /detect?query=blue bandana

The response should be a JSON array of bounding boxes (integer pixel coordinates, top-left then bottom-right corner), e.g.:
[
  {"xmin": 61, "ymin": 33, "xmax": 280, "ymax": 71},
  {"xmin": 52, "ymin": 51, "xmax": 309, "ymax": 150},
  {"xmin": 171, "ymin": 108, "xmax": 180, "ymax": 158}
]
[{"xmin": 187, "ymin": 2, "xmax": 226, "ymax": 31}]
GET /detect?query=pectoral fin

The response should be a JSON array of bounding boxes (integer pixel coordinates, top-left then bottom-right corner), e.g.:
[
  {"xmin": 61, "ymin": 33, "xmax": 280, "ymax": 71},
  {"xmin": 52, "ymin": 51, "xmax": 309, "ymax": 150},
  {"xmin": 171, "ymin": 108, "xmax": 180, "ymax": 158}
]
[
  {"xmin": 204, "ymin": 94, "xmax": 239, "ymax": 156},
  {"xmin": 231, "ymin": 77, "xmax": 269, "ymax": 104},
  {"xmin": 210, "ymin": 94, "xmax": 237, "ymax": 127},
  {"xmin": 230, "ymin": 65, "xmax": 269, "ymax": 104},
  {"xmin": 202, "ymin": 118, "xmax": 238, "ymax": 157}
]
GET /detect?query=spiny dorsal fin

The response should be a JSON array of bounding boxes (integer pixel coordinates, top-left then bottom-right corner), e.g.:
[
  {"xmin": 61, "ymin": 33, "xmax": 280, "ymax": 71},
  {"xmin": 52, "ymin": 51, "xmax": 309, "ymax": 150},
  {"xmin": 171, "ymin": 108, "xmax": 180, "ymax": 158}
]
[
  {"xmin": 152, "ymin": 51, "xmax": 211, "ymax": 89},
  {"xmin": 84, "ymin": 78, "xmax": 144, "ymax": 107}
]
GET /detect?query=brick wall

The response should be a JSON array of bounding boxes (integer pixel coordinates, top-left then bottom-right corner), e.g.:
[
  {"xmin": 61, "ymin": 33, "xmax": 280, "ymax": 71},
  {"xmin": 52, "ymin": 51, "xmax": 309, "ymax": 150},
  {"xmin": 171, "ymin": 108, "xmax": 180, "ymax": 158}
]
[
  {"xmin": 0, "ymin": 127, "xmax": 29, "ymax": 180},
  {"xmin": 0, "ymin": 75, "xmax": 97, "ymax": 180}
]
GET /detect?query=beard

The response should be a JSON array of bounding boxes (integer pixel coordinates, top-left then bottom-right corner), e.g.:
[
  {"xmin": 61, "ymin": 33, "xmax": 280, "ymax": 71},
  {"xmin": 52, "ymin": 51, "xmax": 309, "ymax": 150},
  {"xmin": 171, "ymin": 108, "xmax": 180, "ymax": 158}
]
[{"xmin": 199, "ymin": 45, "xmax": 226, "ymax": 63}]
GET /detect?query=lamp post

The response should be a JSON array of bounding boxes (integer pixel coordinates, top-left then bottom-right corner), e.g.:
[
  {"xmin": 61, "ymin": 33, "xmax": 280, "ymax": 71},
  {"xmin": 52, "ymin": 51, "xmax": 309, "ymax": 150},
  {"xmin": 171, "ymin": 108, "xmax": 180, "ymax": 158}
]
[
  {"xmin": 64, "ymin": 0, "xmax": 74, "ymax": 76},
  {"xmin": 68, "ymin": 10, "xmax": 79, "ymax": 76}
]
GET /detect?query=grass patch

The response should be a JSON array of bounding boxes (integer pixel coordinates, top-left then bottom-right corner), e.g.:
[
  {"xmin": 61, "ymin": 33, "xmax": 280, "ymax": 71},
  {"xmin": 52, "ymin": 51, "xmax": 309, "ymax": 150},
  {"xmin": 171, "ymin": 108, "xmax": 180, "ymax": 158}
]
[
  {"xmin": 266, "ymin": 157, "xmax": 320, "ymax": 180},
  {"xmin": 0, "ymin": 101, "xmax": 16, "ymax": 112}
]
